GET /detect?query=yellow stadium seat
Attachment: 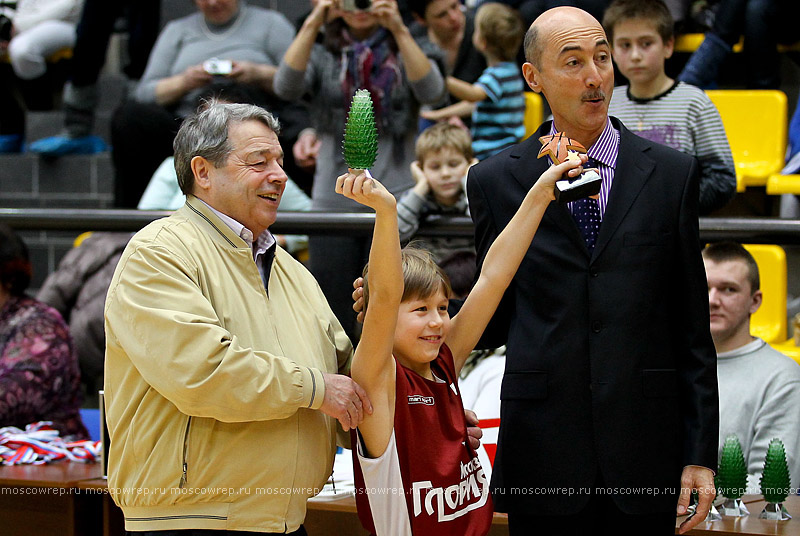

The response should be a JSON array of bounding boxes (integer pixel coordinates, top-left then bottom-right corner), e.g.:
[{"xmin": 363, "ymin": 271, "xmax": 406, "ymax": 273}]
[
  {"xmin": 742, "ymin": 244, "xmax": 787, "ymax": 343},
  {"xmin": 674, "ymin": 34, "xmax": 799, "ymax": 54},
  {"xmin": 766, "ymin": 173, "xmax": 800, "ymax": 194},
  {"xmin": 769, "ymin": 339, "xmax": 800, "ymax": 366},
  {"xmin": 705, "ymin": 90, "xmax": 787, "ymax": 192},
  {"xmin": 523, "ymin": 92, "xmax": 543, "ymax": 140}
]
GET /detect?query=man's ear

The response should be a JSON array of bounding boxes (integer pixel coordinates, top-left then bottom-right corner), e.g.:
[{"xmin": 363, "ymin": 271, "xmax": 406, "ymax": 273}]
[
  {"xmin": 522, "ymin": 62, "xmax": 542, "ymax": 93},
  {"xmin": 749, "ymin": 289, "xmax": 763, "ymax": 315},
  {"xmin": 191, "ymin": 156, "xmax": 213, "ymax": 192}
]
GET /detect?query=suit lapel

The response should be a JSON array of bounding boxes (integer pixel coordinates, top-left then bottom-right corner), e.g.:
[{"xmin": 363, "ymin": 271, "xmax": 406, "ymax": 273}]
[
  {"xmin": 510, "ymin": 123, "xmax": 587, "ymax": 253},
  {"xmin": 592, "ymin": 123, "xmax": 655, "ymax": 260}
]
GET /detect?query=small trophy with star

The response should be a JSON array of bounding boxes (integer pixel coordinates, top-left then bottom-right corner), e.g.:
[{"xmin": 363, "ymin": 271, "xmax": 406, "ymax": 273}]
[
  {"xmin": 343, "ymin": 89, "xmax": 378, "ymax": 176},
  {"xmin": 537, "ymin": 132, "xmax": 602, "ymax": 203}
]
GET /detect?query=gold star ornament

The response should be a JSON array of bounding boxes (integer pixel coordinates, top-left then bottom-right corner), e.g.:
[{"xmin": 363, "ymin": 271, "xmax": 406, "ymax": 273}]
[{"xmin": 537, "ymin": 132, "xmax": 587, "ymax": 165}]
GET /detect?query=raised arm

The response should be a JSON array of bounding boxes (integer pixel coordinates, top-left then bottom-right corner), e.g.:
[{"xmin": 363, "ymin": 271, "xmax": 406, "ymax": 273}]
[
  {"xmin": 335, "ymin": 170, "xmax": 402, "ymax": 458},
  {"xmin": 446, "ymin": 76, "xmax": 488, "ymax": 102},
  {"xmin": 447, "ymin": 157, "xmax": 586, "ymax": 371},
  {"xmin": 281, "ymin": 0, "xmax": 329, "ymax": 73}
]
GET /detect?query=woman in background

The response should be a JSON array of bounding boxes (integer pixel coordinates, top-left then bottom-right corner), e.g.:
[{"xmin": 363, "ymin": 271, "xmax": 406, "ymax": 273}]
[
  {"xmin": 0, "ymin": 224, "xmax": 87, "ymax": 440},
  {"xmin": 274, "ymin": 0, "xmax": 445, "ymax": 339}
]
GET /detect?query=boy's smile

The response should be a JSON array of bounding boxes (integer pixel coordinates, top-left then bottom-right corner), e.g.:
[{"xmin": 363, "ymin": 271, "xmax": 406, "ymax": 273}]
[{"xmin": 392, "ymin": 291, "xmax": 451, "ymax": 379}]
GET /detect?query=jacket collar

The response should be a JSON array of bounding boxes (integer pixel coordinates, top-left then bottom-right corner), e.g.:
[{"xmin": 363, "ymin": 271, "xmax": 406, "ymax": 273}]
[{"xmin": 180, "ymin": 195, "xmax": 250, "ymax": 250}]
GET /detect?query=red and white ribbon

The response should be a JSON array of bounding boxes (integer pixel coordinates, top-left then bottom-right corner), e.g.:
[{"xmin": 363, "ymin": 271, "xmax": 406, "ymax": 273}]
[{"xmin": 0, "ymin": 422, "xmax": 101, "ymax": 465}]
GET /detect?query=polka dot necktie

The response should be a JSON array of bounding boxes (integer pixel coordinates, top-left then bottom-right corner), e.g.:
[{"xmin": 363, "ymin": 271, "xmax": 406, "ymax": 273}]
[{"xmin": 571, "ymin": 158, "xmax": 601, "ymax": 252}]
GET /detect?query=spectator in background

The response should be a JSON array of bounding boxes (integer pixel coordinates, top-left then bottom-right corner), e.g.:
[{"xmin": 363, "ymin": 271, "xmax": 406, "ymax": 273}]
[
  {"xmin": 604, "ymin": 0, "xmax": 735, "ymax": 214},
  {"xmin": 678, "ymin": 0, "xmax": 800, "ymax": 89},
  {"xmin": 274, "ymin": 0, "xmax": 445, "ymax": 340},
  {"xmin": 28, "ymin": 0, "xmax": 160, "ymax": 157},
  {"xmin": 397, "ymin": 122, "xmax": 476, "ymax": 261},
  {"xmin": 408, "ymin": 0, "xmax": 487, "ymax": 129},
  {"xmin": 37, "ymin": 231, "xmax": 130, "ymax": 403},
  {"xmin": 0, "ymin": 0, "xmax": 84, "ymax": 153},
  {"xmin": 471, "ymin": 0, "xmax": 612, "ymax": 27},
  {"xmin": 0, "ymin": 224, "xmax": 87, "ymax": 440},
  {"xmin": 107, "ymin": 0, "xmax": 305, "ymax": 208},
  {"xmin": 703, "ymin": 242, "xmax": 800, "ymax": 490},
  {"xmin": 422, "ymin": 2, "xmax": 526, "ymax": 160}
]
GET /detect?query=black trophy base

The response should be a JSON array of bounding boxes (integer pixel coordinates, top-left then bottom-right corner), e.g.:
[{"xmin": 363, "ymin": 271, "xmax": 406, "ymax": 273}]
[{"xmin": 554, "ymin": 169, "xmax": 602, "ymax": 203}]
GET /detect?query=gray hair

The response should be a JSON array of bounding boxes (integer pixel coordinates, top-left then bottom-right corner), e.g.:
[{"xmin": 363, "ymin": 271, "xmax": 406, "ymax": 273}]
[
  {"xmin": 523, "ymin": 23, "xmax": 541, "ymax": 67},
  {"xmin": 173, "ymin": 99, "xmax": 281, "ymax": 195}
]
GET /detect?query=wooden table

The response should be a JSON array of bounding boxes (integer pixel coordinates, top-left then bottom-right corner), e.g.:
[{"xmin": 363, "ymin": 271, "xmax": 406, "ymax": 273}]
[
  {"xmin": 677, "ymin": 496, "xmax": 800, "ymax": 535},
  {"xmin": 0, "ymin": 462, "xmax": 104, "ymax": 536},
  {"xmin": 2, "ymin": 463, "xmax": 798, "ymax": 536}
]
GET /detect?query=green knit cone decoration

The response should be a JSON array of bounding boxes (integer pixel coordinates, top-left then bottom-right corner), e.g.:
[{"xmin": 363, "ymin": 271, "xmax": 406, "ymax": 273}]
[
  {"xmin": 717, "ymin": 435, "xmax": 748, "ymax": 500},
  {"xmin": 343, "ymin": 89, "xmax": 378, "ymax": 171},
  {"xmin": 760, "ymin": 438, "xmax": 791, "ymax": 503}
]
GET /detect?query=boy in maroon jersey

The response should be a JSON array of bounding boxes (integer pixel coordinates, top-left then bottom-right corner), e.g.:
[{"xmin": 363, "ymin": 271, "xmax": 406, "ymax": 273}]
[{"xmin": 335, "ymin": 152, "xmax": 584, "ymax": 535}]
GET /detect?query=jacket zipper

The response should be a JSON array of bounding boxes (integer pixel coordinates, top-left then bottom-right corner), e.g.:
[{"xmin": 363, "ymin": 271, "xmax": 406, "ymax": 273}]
[{"xmin": 179, "ymin": 417, "xmax": 191, "ymax": 488}]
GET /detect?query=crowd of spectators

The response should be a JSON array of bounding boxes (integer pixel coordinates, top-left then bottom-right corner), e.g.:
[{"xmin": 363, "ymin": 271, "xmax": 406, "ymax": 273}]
[{"xmin": 3, "ymin": 1, "xmax": 800, "ymax": 491}]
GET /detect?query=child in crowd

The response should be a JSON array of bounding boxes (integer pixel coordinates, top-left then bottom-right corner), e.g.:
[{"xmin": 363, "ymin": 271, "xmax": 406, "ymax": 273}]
[
  {"xmin": 397, "ymin": 123, "xmax": 478, "ymax": 261},
  {"xmin": 336, "ymin": 152, "xmax": 585, "ymax": 534},
  {"xmin": 421, "ymin": 2, "xmax": 525, "ymax": 160},
  {"xmin": 603, "ymin": 0, "xmax": 736, "ymax": 215}
]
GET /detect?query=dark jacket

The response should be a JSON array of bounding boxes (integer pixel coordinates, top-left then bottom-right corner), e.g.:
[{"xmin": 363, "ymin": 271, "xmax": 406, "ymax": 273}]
[{"xmin": 468, "ymin": 118, "xmax": 719, "ymax": 515}]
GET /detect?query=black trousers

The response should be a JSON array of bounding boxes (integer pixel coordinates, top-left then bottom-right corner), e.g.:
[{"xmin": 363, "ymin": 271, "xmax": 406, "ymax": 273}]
[{"xmin": 507, "ymin": 471, "xmax": 676, "ymax": 536}]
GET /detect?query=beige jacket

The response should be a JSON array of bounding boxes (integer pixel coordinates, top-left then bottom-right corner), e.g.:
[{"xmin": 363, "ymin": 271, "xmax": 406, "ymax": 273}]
[{"xmin": 104, "ymin": 196, "xmax": 352, "ymax": 532}]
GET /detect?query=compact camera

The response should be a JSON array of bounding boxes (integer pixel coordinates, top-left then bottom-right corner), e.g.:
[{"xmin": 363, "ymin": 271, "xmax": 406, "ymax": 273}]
[
  {"xmin": 341, "ymin": 0, "xmax": 372, "ymax": 11},
  {"xmin": 203, "ymin": 58, "xmax": 233, "ymax": 76},
  {"xmin": 0, "ymin": 14, "xmax": 12, "ymax": 42}
]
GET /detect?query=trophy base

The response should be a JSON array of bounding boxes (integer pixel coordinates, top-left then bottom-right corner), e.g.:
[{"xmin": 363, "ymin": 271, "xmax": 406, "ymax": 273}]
[
  {"xmin": 759, "ymin": 502, "xmax": 792, "ymax": 520},
  {"xmin": 554, "ymin": 169, "xmax": 602, "ymax": 203},
  {"xmin": 706, "ymin": 504, "xmax": 723, "ymax": 521},
  {"xmin": 720, "ymin": 498, "xmax": 750, "ymax": 517}
]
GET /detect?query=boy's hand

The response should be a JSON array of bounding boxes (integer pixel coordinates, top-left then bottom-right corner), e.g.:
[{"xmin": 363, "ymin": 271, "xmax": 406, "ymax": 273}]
[
  {"xmin": 409, "ymin": 161, "xmax": 431, "ymax": 197},
  {"xmin": 335, "ymin": 170, "xmax": 396, "ymax": 212},
  {"xmin": 533, "ymin": 154, "xmax": 588, "ymax": 201}
]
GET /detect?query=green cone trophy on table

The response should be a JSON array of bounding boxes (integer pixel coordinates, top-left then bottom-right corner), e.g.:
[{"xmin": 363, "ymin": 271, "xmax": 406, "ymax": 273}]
[
  {"xmin": 759, "ymin": 438, "xmax": 793, "ymax": 520},
  {"xmin": 717, "ymin": 435, "xmax": 749, "ymax": 516},
  {"xmin": 343, "ymin": 89, "xmax": 378, "ymax": 174}
]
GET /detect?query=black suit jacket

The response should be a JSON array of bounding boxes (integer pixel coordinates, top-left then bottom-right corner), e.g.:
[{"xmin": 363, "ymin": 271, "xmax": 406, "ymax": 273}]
[{"xmin": 468, "ymin": 118, "xmax": 719, "ymax": 515}]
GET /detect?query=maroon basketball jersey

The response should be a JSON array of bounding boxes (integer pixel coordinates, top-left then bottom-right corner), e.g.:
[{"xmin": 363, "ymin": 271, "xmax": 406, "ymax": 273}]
[{"xmin": 353, "ymin": 344, "xmax": 494, "ymax": 535}]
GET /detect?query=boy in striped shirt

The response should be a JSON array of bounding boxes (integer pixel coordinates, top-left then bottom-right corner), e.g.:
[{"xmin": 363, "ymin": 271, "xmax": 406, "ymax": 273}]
[
  {"xmin": 604, "ymin": 0, "xmax": 736, "ymax": 214},
  {"xmin": 422, "ymin": 3, "xmax": 526, "ymax": 160}
]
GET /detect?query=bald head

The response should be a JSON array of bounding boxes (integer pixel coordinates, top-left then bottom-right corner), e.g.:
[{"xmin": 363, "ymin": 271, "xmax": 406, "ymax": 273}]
[{"xmin": 524, "ymin": 7, "xmax": 606, "ymax": 68}]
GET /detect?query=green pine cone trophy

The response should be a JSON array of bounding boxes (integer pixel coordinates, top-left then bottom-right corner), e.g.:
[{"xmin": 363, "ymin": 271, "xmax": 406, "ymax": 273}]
[
  {"xmin": 343, "ymin": 89, "xmax": 378, "ymax": 171},
  {"xmin": 760, "ymin": 438, "xmax": 791, "ymax": 503},
  {"xmin": 717, "ymin": 435, "xmax": 748, "ymax": 500}
]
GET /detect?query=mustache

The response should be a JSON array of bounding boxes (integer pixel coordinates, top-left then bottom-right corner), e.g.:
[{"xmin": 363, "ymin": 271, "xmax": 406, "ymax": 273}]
[{"xmin": 582, "ymin": 90, "xmax": 606, "ymax": 101}]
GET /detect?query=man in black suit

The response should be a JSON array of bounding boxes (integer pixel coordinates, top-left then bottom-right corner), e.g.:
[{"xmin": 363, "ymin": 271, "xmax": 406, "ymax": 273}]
[{"xmin": 468, "ymin": 6, "xmax": 718, "ymax": 535}]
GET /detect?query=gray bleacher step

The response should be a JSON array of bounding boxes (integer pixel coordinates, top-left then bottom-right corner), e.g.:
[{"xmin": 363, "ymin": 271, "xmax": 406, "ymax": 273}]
[{"xmin": 0, "ymin": 152, "xmax": 114, "ymax": 209}]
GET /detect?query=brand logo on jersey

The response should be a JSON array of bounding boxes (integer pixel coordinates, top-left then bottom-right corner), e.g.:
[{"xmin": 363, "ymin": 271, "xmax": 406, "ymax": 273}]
[
  {"xmin": 407, "ymin": 395, "xmax": 435, "ymax": 405},
  {"xmin": 411, "ymin": 456, "xmax": 490, "ymax": 521}
]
